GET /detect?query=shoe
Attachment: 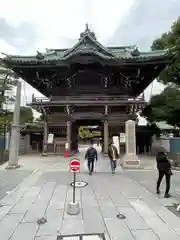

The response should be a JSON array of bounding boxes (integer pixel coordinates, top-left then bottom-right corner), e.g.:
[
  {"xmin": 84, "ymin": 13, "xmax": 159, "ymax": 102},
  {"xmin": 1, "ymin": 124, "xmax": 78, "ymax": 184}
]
[
  {"xmin": 156, "ymin": 189, "xmax": 160, "ymax": 194},
  {"xmin": 164, "ymin": 193, "xmax": 171, "ymax": 198}
]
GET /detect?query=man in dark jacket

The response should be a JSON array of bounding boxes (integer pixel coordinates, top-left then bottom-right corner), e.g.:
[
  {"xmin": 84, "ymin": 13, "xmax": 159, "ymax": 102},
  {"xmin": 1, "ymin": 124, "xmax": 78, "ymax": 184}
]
[
  {"xmin": 108, "ymin": 143, "xmax": 118, "ymax": 174},
  {"xmin": 156, "ymin": 150, "xmax": 172, "ymax": 198},
  {"xmin": 85, "ymin": 143, "xmax": 98, "ymax": 175}
]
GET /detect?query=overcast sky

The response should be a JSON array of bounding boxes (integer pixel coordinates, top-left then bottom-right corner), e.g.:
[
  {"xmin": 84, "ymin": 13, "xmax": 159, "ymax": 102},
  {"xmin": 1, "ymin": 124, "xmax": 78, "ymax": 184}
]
[{"xmin": 0, "ymin": 0, "xmax": 179, "ymax": 121}]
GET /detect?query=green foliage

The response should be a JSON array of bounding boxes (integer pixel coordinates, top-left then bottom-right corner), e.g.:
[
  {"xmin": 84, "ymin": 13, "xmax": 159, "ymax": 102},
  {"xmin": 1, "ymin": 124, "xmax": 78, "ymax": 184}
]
[
  {"xmin": 141, "ymin": 86, "xmax": 180, "ymax": 127},
  {"xmin": 78, "ymin": 126, "xmax": 101, "ymax": 139},
  {"xmin": 151, "ymin": 18, "xmax": 180, "ymax": 85},
  {"xmin": 20, "ymin": 106, "xmax": 34, "ymax": 124},
  {"xmin": 0, "ymin": 66, "xmax": 18, "ymax": 107},
  {"xmin": 79, "ymin": 126, "xmax": 93, "ymax": 139},
  {"xmin": 142, "ymin": 18, "xmax": 180, "ymax": 126},
  {"xmin": 0, "ymin": 106, "xmax": 34, "ymax": 128}
]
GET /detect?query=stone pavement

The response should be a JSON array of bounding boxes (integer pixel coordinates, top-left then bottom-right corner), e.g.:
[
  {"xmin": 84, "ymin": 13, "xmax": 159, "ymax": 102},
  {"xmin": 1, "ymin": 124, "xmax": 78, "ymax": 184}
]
[
  {"xmin": 0, "ymin": 147, "xmax": 180, "ymax": 239},
  {"xmin": 1, "ymin": 167, "xmax": 180, "ymax": 239},
  {"xmin": 0, "ymin": 169, "xmax": 32, "ymax": 200}
]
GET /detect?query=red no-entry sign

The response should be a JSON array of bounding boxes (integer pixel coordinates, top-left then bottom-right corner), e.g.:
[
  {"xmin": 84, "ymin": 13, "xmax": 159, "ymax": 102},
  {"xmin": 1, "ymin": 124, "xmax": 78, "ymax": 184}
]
[{"xmin": 70, "ymin": 158, "xmax": 80, "ymax": 172}]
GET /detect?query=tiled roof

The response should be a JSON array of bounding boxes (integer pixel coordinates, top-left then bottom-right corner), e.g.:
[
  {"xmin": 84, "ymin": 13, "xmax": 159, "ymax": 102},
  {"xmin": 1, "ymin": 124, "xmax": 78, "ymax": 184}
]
[{"xmin": 2, "ymin": 25, "xmax": 170, "ymax": 65}]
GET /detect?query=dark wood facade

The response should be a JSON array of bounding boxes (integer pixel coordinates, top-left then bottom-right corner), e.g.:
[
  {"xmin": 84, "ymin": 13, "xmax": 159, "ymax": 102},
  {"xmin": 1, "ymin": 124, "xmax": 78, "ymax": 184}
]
[{"xmin": 2, "ymin": 24, "xmax": 173, "ymax": 155}]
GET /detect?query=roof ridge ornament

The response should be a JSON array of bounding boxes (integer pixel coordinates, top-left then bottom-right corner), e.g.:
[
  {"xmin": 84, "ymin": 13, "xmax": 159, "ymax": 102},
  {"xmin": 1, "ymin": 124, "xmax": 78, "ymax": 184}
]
[
  {"xmin": 79, "ymin": 23, "xmax": 96, "ymax": 40},
  {"xmin": 36, "ymin": 51, "xmax": 44, "ymax": 60},
  {"xmin": 131, "ymin": 47, "xmax": 140, "ymax": 57}
]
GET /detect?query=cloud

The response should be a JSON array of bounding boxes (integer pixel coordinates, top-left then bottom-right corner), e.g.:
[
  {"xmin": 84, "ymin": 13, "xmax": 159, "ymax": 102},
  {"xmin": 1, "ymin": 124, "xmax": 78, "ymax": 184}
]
[
  {"xmin": 108, "ymin": 0, "xmax": 180, "ymax": 50},
  {"xmin": 0, "ymin": 18, "xmax": 37, "ymax": 53}
]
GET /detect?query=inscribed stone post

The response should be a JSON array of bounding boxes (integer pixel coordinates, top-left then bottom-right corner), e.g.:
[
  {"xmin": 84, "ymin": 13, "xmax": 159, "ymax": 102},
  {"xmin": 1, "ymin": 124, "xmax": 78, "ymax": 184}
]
[
  {"xmin": 6, "ymin": 81, "xmax": 21, "ymax": 169},
  {"xmin": 123, "ymin": 120, "xmax": 140, "ymax": 167},
  {"xmin": 42, "ymin": 120, "xmax": 48, "ymax": 156}
]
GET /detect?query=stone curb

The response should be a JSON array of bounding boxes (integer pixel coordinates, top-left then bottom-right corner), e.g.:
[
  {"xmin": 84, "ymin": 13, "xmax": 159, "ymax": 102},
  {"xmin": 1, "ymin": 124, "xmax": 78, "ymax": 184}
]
[{"xmin": 0, "ymin": 168, "xmax": 40, "ymax": 200}]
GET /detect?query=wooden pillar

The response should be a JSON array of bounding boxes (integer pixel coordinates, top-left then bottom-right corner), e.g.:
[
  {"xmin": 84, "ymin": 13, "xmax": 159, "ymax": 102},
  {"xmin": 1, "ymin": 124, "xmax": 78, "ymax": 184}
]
[
  {"xmin": 42, "ymin": 120, "xmax": 48, "ymax": 156},
  {"xmin": 66, "ymin": 121, "xmax": 71, "ymax": 153},
  {"xmin": 104, "ymin": 120, "xmax": 109, "ymax": 155}
]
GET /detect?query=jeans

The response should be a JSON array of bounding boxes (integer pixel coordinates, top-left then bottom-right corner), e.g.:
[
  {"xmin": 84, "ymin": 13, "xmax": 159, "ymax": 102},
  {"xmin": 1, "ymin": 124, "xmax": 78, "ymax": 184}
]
[
  {"xmin": 157, "ymin": 170, "xmax": 171, "ymax": 194},
  {"xmin": 88, "ymin": 160, "xmax": 95, "ymax": 173},
  {"xmin": 110, "ymin": 160, "xmax": 117, "ymax": 172}
]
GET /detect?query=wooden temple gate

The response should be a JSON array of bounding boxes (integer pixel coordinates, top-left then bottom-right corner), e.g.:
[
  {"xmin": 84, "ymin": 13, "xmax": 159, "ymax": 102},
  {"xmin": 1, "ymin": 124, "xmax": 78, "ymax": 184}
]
[{"xmin": 2, "ymin": 24, "xmax": 172, "ymax": 156}]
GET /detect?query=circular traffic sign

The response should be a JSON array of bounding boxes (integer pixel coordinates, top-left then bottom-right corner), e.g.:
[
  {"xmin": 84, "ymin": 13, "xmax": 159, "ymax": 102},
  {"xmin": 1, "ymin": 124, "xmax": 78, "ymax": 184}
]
[{"xmin": 70, "ymin": 158, "xmax": 80, "ymax": 172}]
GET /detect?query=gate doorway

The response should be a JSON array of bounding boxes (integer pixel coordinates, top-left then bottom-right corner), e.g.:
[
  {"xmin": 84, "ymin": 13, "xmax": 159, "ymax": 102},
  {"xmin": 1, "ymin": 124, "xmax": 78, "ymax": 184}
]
[{"xmin": 73, "ymin": 119, "xmax": 103, "ymax": 153}]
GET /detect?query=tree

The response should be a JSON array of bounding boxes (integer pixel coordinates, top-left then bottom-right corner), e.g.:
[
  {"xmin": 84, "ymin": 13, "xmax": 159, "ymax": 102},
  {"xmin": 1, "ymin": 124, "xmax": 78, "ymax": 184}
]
[
  {"xmin": 0, "ymin": 106, "xmax": 34, "ymax": 134},
  {"xmin": 0, "ymin": 66, "xmax": 18, "ymax": 108},
  {"xmin": 151, "ymin": 18, "xmax": 180, "ymax": 85},
  {"xmin": 141, "ymin": 86, "xmax": 180, "ymax": 127},
  {"xmin": 0, "ymin": 66, "xmax": 19, "ymax": 134},
  {"xmin": 20, "ymin": 106, "xmax": 34, "ymax": 124},
  {"xmin": 141, "ymin": 18, "xmax": 180, "ymax": 126},
  {"xmin": 79, "ymin": 126, "xmax": 93, "ymax": 139}
]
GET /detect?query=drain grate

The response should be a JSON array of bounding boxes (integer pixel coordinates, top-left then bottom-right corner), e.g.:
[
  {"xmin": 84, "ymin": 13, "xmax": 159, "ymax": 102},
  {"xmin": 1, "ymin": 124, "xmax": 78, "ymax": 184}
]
[
  {"xmin": 57, "ymin": 233, "xmax": 105, "ymax": 240},
  {"xmin": 70, "ymin": 181, "xmax": 88, "ymax": 188},
  {"xmin": 166, "ymin": 204, "xmax": 180, "ymax": 217}
]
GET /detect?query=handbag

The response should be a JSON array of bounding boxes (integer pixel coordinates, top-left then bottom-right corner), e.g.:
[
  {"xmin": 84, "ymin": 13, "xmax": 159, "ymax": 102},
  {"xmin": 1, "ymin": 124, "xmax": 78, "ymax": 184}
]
[{"xmin": 84, "ymin": 160, "xmax": 88, "ymax": 171}]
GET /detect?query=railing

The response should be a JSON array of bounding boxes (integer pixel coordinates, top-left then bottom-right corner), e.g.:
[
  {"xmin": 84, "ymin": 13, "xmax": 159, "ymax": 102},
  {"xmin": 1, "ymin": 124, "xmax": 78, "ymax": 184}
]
[
  {"xmin": 32, "ymin": 94, "xmax": 145, "ymax": 103},
  {"xmin": 32, "ymin": 95, "xmax": 50, "ymax": 103}
]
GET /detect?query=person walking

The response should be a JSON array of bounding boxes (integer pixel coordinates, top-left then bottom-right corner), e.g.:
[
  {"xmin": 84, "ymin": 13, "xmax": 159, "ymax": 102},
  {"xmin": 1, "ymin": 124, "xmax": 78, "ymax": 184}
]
[
  {"xmin": 156, "ymin": 148, "xmax": 172, "ymax": 198},
  {"xmin": 85, "ymin": 143, "xmax": 98, "ymax": 175},
  {"xmin": 108, "ymin": 142, "xmax": 118, "ymax": 175}
]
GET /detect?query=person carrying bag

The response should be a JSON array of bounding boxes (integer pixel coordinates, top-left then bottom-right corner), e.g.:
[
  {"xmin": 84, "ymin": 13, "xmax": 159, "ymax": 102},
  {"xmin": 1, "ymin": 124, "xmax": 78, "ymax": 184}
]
[
  {"xmin": 156, "ymin": 149, "xmax": 172, "ymax": 198},
  {"xmin": 85, "ymin": 143, "xmax": 98, "ymax": 175}
]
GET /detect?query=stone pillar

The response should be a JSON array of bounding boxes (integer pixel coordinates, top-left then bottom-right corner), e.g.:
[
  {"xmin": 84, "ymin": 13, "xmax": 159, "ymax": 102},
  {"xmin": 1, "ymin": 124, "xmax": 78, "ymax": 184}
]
[
  {"xmin": 123, "ymin": 120, "xmax": 140, "ymax": 168},
  {"xmin": 7, "ymin": 81, "xmax": 21, "ymax": 169},
  {"xmin": 42, "ymin": 120, "xmax": 48, "ymax": 156},
  {"xmin": 104, "ymin": 120, "xmax": 109, "ymax": 155},
  {"xmin": 66, "ymin": 121, "xmax": 71, "ymax": 153}
]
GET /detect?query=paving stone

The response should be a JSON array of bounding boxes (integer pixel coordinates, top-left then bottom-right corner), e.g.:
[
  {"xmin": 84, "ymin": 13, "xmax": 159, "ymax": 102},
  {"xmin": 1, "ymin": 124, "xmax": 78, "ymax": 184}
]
[
  {"xmin": 131, "ymin": 229, "xmax": 159, "ymax": 239},
  {"xmin": 104, "ymin": 218, "xmax": 135, "ymax": 240},
  {"xmin": 48, "ymin": 185, "xmax": 67, "ymax": 210},
  {"xmin": 83, "ymin": 206, "xmax": 105, "ymax": 233},
  {"xmin": 35, "ymin": 236, "xmax": 56, "ymax": 240},
  {"xmin": 37, "ymin": 208, "xmax": 63, "ymax": 237},
  {"xmin": 157, "ymin": 206, "xmax": 180, "ymax": 229},
  {"xmin": 81, "ymin": 189, "xmax": 98, "ymax": 207},
  {"xmin": 174, "ymin": 228, "xmax": 180, "ymax": 235},
  {"xmin": 0, "ymin": 205, "xmax": 13, "ymax": 221},
  {"xmin": 10, "ymin": 222, "xmax": 38, "ymax": 240},
  {"xmin": 117, "ymin": 206, "xmax": 149, "ymax": 230},
  {"xmin": 94, "ymin": 190, "xmax": 109, "ymax": 200},
  {"xmin": 130, "ymin": 199, "xmax": 180, "ymax": 239},
  {"xmin": 110, "ymin": 193, "xmax": 130, "ymax": 207},
  {"xmin": 23, "ymin": 182, "xmax": 56, "ymax": 222},
  {"xmin": 0, "ymin": 169, "xmax": 32, "ymax": 201},
  {"xmin": 61, "ymin": 219, "xmax": 84, "ymax": 235},
  {"xmin": 0, "ymin": 186, "xmax": 29, "ymax": 206},
  {"xmin": 98, "ymin": 199, "xmax": 118, "ymax": 218},
  {"xmin": 0, "ymin": 213, "xmax": 24, "ymax": 240},
  {"xmin": 10, "ymin": 187, "xmax": 41, "ymax": 214}
]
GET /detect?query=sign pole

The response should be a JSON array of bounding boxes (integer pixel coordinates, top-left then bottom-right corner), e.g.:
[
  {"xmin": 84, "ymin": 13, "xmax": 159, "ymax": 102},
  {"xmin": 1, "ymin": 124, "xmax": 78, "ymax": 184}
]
[
  {"xmin": 67, "ymin": 158, "xmax": 80, "ymax": 215},
  {"xmin": 73, "ymin": 171, "xmax": 76, "ymax": 203}
]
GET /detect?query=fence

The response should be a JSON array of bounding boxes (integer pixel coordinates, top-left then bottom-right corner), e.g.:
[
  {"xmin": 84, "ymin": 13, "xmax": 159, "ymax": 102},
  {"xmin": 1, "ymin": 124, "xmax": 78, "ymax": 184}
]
[{"xmin": 0, "ymin": 135, "xmax": 9, "ymax": 164}]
